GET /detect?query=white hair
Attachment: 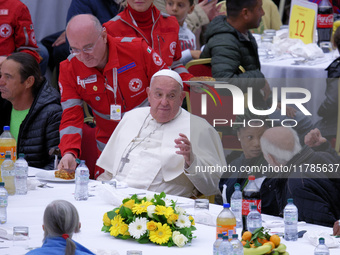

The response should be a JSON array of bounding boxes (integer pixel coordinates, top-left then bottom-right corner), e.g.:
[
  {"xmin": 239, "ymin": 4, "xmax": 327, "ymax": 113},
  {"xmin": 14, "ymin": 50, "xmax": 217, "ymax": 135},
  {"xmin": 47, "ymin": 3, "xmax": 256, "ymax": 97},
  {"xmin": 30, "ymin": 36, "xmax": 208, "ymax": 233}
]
[{"xmin": 260, "ymin": 127, "xmax": 302, "ymax": 165}]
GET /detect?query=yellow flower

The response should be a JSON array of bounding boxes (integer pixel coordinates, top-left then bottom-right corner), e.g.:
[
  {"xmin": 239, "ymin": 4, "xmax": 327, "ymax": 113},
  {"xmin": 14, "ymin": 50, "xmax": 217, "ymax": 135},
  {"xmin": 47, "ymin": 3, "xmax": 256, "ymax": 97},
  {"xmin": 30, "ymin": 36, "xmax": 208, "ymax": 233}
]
[
  {"xmin": 115, "ymin": 209, "xmax": 120, "ymax": 214},
  {"xmin": 167, "ymin": 213, "xmax": 179, "ymax": 224},
  {"xmin": 119, "ymin": 223, "xmax": 130, "ymax": 236},
  {"xmin": 132, "ymin": 200, "xmax": 153, "ymax": 215},
  {"xmin": 147, "ymin": 221, "xmax": 157, "ymax": 231},
  {"xmin": 149, "ymin": 223, "xmax": 172, "ymax": 244},
  {"xmin": 123, "ymin": 199, "xmax": 135, "ymax": 210},
  {"xmin": 189, "ymin": 215, "xmax": 195, "ymax": 226},
  {"xmin": 155, "ymin": 205, "xmax": 174, "ymax": 218},
  {"xmin": 103, "ymin": 213, "xmax": 111, "ymax": 226},
  {"xmin": 109, "ymin": 215, "xmax": 124, "ymax": 237}
]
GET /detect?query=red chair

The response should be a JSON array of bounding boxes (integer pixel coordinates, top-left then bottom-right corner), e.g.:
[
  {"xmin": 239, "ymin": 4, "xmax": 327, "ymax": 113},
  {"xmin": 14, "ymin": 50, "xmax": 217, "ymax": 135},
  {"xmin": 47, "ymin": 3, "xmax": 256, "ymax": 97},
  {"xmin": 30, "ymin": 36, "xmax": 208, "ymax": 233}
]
[{"xmin": 185, "ymin": 58, "xmax": 212, "ymax": 76}]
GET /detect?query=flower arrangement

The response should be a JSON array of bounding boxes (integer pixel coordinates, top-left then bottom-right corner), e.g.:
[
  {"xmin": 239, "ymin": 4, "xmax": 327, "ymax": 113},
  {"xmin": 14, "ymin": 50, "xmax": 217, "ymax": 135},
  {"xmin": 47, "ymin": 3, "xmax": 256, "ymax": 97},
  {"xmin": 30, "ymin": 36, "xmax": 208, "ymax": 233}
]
[{"xmin": 101, "ymin": 192, "xmax": 196, "ymax": 247}]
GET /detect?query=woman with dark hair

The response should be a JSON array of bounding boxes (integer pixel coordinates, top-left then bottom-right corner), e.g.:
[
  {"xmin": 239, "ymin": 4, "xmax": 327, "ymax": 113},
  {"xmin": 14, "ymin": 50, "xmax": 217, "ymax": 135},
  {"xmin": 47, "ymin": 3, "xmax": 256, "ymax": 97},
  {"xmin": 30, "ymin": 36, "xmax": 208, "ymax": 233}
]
[{"xmin": 26, "ymin": 200, "xmax": 94, "ymax": 255}]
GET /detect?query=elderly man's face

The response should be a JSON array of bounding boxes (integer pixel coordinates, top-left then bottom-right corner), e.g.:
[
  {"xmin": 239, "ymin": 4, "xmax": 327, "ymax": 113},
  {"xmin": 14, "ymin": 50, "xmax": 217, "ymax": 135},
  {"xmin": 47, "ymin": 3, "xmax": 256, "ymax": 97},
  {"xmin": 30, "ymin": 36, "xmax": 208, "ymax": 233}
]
[
  {"xmin": 67, "ymin": 26, "xmax": 107, "ymax": 69},
  {"xmin": 147, "ymin": 76, "xmax": 185, "ymax": 123},
  {"xmin": 0, "ymin": 59, "xmax": 26, "ymax": 103}
]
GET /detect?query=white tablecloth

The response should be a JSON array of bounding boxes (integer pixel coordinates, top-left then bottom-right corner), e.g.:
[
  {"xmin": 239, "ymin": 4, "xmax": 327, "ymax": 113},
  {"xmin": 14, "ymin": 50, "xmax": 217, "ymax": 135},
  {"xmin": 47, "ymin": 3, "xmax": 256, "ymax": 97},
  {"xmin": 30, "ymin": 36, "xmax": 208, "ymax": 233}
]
[
  {"xmin": 261, "ymin": 54, "xmax": 337, "ymax": 123},
  {"xmin": 1, "ymin": 167, "xmax": 339, "ymax": 255}
]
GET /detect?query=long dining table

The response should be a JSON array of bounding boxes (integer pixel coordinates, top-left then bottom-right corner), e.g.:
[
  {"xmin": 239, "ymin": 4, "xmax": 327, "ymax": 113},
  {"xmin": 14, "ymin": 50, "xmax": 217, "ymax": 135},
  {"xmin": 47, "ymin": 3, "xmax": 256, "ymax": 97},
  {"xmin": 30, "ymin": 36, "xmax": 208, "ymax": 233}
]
[{"xmin": 1, "ymin": 167, "xmax": 339, "ymax": 255}]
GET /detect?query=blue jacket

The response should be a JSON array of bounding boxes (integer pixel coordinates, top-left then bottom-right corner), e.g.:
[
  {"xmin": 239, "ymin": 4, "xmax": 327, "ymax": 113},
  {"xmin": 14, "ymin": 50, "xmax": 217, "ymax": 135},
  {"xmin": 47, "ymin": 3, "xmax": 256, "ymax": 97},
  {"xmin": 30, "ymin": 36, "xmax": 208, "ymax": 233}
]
[
  {"xmin": 26, "ymin": 236, "xmax": 95, "ymax": 255},
  {"xmin": 67, "ymin": 0, "xmax": 121, "ymax": 24}
]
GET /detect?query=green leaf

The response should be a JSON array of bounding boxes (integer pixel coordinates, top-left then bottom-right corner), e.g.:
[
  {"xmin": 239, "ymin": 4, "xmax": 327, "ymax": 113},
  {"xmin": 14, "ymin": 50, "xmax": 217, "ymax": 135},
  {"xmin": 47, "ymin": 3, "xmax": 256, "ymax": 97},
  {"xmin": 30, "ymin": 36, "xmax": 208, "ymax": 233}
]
[
  {"xmin": 244, "ymin": 240, "xmax": 251, "ymax": 248},
  {"xmin": 101, "ymin": 225, "xmax": 110, "ymax": 232},
  {"xmin": 253, "ymin": 238, "xmax": 263, "ymax": 247},
  {"xmin": 137, "ymin": 234, "xmax": 150, "ymax": 244},
  {"xmin": 107, "ymin": 210, "xmax": 118, "ymax": 219},
  {"xmin": 120, "ymin": 206, "xmax": 133, "ymax": 219}
]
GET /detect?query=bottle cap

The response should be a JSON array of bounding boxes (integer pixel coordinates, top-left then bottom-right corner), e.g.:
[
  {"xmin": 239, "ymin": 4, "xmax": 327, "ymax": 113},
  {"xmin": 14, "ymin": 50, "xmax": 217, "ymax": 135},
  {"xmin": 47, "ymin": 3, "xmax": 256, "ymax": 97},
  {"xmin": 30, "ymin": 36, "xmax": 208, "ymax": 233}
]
[
  {"xmin": 251, "ymin": 205, "xmax": 257, "ymax": 210},
  {"xmin": 248, "ymin": 175, "xmax": 255, "ymax": 180},
  {"xmin": 234, "ymin": 183, "xmax": 240, "ymax": 189},
  {"xmin": 18, "ymin": 153, "xmax": 25, "ymax": 158},
  {"xmin": 0, "ymin": 182, "xmax": 4, "ymax": 187},
  {"xmin": 3, "ymin": 126, "xmax": 10, "ymax": 131},
  {"xmin": 5, "ymin": 153, "xmax": 11, "ymax": 159},
  {"xmin": 232, "ymin": 234, "xmax": 238, "ymax": 239},
  {"xmin": 319, "ymin": 237, "xmax": 325, "ymax": 244},
  {"xmin": 287, "ymin": 198, "xmax": 293, "ymax": 204},
  {"xmin": 218, "ymin": 233, "xmax": 223, "ymax": 238},
  {"xmin": 222, "ymin": 235, "xmax": 228, "ymax": 240},
  {"xmin": 223, "ymin": 203, "xmax": 230, "ymax": 208}
]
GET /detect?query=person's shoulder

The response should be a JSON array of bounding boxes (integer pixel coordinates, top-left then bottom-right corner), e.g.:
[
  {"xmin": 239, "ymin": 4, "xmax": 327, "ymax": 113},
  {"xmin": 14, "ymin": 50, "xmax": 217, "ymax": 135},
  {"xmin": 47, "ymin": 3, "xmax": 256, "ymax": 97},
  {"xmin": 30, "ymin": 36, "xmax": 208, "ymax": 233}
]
[
  {"xmin": 125, "ymin": 107, "xmax": 150, "ymax": 118},
  {"xmin": 326, "ymin": 57, "xmax": 340, "ymax": 76}
]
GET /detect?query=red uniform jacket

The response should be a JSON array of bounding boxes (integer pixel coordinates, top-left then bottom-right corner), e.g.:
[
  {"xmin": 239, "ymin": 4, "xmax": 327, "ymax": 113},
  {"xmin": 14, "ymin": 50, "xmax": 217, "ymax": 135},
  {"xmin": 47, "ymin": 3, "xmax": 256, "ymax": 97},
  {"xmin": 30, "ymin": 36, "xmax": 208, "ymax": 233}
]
[
  {"xmin": 0, "ymin": 0, "xmax": 40, "ymax": 63},
  {"xmin": 103, "ymin": 5, "xmax": 192, "ymax": 83},
  {"xmin": 58, "ymin": 35, "xmax": 166, "ymax": 159}
]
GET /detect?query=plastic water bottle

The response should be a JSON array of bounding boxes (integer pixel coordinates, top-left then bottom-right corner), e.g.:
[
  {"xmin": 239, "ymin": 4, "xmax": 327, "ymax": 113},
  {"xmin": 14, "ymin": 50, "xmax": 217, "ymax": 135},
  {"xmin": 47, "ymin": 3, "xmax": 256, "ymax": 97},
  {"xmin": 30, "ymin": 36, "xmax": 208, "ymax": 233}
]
[
  {"xmin": 230, "ymin": 234, "xmax": 244, "ymax": 255},
  {"xmin": 218, "ymin": 235, "xmax": 233, "ymax": 255},
  {"xmin": 0, "ymin": 126, "xmax": 17, "ymax": 177},
  {"xmin": 0, "ymin": 182, "xmax": 8, "ymax": 224},
  {"xmin": 74, "ymin": 160, "xmax": 89, "ymax": 201},
  {"xmin": 15, "ymin": 153, "xmax": 28, "ymax": 195},
  {"xmin": 1, "ymin": 152, "xmax": 15, "ymax": 195},
  {"xmin": 314, "ymin": 237, "xmax": 330, "ymax": 255},
  {"xmin": 216, "ymin": 203, "xmax": 236, "ymax": 239},
  {"xmin": 247, "ymin": 205, "xmax": 262, "ymax": 233},
  {"xmin": 213, "ymin": 233, "xmax": 224, "ymax": 255},
  {"xmin": 284, "ymin": 198, "xmax": 298, "ymax": 241},
  {"xmin": 231, "ymin": 183, "xmax": 242, "ymax": 228}
]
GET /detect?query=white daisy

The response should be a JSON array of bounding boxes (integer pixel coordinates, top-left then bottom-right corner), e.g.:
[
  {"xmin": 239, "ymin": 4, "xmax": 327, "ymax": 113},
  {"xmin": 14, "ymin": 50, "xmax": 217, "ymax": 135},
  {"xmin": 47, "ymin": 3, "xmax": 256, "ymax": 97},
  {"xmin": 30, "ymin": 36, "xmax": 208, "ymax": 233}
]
[
  {"xmin": 175, "ymin": 206, "xmax": 185, "ymax": 216},
  {"xmin": 175, "ymin": 215, "xmax": 191, "ymax": 228},
  {"xmin": 147, "ymin": 204, "xmax": 156, "ymax": 218},
  {"xmin": 128, "ymin": 217, "xmax": 148, "ymax": 239}
]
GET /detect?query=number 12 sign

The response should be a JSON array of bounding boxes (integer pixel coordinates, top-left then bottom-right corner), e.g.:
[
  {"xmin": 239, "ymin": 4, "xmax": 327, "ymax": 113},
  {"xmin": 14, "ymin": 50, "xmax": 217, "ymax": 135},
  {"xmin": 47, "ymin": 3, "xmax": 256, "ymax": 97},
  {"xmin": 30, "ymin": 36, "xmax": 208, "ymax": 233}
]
[{"xmin": 289, "ymin": 0, "xmax": 318, "ymax": 44}]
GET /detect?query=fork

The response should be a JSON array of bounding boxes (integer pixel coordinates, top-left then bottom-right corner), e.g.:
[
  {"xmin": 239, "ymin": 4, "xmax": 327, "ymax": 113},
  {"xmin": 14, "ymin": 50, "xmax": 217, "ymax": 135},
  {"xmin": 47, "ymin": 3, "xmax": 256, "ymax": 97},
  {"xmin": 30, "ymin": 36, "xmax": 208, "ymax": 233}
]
[{"xmin": 38, "ymin": 182, "xmax": 53, "ymax": 188}]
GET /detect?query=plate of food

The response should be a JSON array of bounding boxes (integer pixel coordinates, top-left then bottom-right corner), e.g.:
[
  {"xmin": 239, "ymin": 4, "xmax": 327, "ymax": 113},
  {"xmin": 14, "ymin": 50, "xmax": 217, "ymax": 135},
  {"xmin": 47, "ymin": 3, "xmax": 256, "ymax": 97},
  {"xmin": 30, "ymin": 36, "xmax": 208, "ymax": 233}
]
[{"xmin": 36, "ymin": 169, "xmax": 75, "ymax": 182}]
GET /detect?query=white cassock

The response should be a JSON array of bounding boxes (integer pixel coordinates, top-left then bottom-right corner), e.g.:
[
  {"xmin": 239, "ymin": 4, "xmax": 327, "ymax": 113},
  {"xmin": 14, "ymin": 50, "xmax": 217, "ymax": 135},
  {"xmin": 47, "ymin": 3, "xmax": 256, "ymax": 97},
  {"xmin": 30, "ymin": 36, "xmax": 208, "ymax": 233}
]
[{"xmin": 97, "ymin": 107, "xmax": 226, "ymax": 197}]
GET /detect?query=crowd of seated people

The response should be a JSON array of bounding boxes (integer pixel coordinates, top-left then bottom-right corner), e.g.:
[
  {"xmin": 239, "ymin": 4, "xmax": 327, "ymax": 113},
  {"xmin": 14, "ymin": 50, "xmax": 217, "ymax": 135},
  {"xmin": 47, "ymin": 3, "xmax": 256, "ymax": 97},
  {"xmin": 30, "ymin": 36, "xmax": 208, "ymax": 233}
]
[{"xmin": 1, "ymin": 0, "xmax": 340, "ymax": 231}]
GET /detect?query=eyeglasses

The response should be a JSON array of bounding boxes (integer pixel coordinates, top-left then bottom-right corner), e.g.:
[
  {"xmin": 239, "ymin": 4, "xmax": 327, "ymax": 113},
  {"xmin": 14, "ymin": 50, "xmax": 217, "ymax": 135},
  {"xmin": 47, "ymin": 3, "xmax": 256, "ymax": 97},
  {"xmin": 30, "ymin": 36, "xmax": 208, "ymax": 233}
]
[{"xmin": 69, "ymin": 33, "xmax": 102, "ymax": 56}]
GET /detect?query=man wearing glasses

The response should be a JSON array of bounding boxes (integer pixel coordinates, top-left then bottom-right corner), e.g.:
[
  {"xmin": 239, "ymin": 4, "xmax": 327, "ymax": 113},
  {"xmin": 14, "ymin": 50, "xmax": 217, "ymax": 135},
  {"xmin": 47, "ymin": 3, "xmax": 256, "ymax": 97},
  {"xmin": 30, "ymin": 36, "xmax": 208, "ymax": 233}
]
[{"xmin": 57, "ymin": 14, "xmax": 166, "ymax": 178}]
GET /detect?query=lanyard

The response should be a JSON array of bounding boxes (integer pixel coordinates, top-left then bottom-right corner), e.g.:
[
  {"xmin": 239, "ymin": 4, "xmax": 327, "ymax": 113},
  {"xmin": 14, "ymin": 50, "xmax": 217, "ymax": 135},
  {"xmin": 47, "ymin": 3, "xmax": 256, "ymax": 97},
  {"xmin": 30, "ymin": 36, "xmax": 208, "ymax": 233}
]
[{"xmin": 104, "ymin": 68, "xmax": 118, "ymax": 104}]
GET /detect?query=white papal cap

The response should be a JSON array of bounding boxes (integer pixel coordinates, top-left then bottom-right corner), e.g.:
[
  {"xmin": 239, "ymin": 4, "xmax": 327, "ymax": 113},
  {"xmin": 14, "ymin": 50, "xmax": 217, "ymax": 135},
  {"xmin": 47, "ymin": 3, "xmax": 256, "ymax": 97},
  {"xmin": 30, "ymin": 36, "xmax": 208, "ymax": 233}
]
[{"xmin": 150, "ymin": 69, "xmax": 183, "ymax": 88}]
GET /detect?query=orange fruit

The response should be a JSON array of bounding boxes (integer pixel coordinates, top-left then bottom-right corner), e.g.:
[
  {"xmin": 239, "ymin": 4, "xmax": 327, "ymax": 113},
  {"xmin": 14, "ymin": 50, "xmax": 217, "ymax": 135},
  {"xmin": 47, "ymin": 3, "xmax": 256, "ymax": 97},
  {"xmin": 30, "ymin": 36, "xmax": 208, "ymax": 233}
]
[
  {"xmin": 257, "ymin": 237, "xmax": 268, "ymax": 244},
  {"xmin": 270, "ymin": 234, "xmax": 281, "ymax": 247},
  {"xmin": 250, "ymin": 243, "xmax": 256, "ymax": 248},
  {"xmin": 241, "ymin": 240, "xmax": 247, "ymax": 246},
  {"xmin": 264, "ymin": 241, "xmax": 275, "ymax": 250},
  {"xmin": 242, "ymin": 231, "xmax": 252, "ymax": 241}
]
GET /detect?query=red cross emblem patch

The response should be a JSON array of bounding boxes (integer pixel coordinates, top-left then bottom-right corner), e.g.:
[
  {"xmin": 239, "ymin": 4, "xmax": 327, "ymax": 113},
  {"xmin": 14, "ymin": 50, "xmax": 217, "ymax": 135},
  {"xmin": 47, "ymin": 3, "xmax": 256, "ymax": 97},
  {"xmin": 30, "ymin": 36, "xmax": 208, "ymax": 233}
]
[
  {"xmin": 0, "ymin": 24, "xmax": 12, "ymax": 38},
  {"xmin": 129, "ymin": 78, "xmax": 143, "ymax": 92},
  {"xmin": 153, "ymin": 52, "xmax": 163, "ymax": 66}
]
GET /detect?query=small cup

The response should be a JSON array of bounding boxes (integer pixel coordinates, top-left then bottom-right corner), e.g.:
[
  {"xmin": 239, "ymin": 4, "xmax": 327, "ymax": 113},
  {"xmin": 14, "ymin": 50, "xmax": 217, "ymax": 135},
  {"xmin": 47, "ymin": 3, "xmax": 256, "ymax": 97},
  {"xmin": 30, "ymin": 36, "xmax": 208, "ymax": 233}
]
[
  {"xmin": 13, "ymin": 226, "xmax": 29, "ymax": 247},
  {"xmin": 194, "ymin": 198, "xmax": 209, "ymax": 211},
  {"xmin": 320, "ymin": 41, "xmax": 333, "ymax": 53},
  {"xmin": 127, "ymin": 251, "xmax": 142, "ymax": 255}
]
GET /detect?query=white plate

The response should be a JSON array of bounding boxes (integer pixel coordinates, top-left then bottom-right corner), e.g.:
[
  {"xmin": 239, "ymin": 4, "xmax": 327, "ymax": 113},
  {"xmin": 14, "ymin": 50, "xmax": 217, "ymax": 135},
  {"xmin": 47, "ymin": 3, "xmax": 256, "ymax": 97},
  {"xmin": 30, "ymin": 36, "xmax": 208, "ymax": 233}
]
[{"xmin": 35, "ymin": 170, "xmax": 74, "ymax": 182}]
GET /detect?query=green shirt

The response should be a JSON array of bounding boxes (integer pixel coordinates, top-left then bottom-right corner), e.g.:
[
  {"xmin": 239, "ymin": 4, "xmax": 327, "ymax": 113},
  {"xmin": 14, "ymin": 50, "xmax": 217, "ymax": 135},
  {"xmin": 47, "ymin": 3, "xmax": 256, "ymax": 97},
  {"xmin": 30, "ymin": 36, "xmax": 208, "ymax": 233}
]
[{"xmin": 10, "ymin": 108, "xmax": 30, "ymax": 142}]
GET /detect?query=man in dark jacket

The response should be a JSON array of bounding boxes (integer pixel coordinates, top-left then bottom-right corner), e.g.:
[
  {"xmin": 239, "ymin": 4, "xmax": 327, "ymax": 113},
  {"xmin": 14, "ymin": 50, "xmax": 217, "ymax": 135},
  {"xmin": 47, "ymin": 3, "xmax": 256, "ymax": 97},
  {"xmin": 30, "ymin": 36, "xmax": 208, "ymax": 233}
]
[
  {"xmin": 260, "ymin": 127, "xmax": 340, "ymax": 227},
  {"xmin": 200, "ymin": 0, "xmax": 313, "ymax": 141},
  {"xmin": 0, "ymin": 52, "xmax": 62, "ymax": 169}
]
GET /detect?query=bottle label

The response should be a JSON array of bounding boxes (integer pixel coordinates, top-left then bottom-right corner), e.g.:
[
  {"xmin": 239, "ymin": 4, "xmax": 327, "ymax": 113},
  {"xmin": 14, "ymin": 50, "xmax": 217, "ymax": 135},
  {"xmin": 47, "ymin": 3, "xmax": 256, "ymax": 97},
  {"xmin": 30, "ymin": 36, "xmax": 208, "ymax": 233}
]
[
  {"xmin": 216, "ymin": 224, "xmax": 236, "ymax": 239},
  {"xmin": 242, "ymin": 199, "xmax": 261, "ymax": 215},
  {"xmin": 317, "ymin": 14, "xmax": 334, "ymax": 28},
  {"xmin": 0, "ymin": 146, "xmax": 16, "ymax": 161}
]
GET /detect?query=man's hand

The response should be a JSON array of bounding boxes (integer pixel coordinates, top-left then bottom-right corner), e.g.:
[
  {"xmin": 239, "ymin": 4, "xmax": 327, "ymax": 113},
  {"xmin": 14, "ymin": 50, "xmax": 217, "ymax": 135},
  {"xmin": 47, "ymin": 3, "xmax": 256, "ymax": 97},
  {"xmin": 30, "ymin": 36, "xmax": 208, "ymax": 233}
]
[
  {"xmin": 58, "ymin": 153, "xmax": 77, "ymax": 170},
  {"xmin": 199, "ymin": 0, "xmax": 219, "ymax": 21},
  {"xmin": 304, "ymin": 128, "xmax": 327, "ymax": 147},
  {"xmin": 52, "ymin": 31, "xmax": 66, "ymax": 47},
  {"xmin": 334, "ymin": 220, "xmax": 340, "ymax": 235},
  {"xmin": 174, "ymin": 133, "xmax": 193, "ymax": 168},
  {"xmin": 190, "ymin": 50, "xmax": 202, "ymax": 59}
]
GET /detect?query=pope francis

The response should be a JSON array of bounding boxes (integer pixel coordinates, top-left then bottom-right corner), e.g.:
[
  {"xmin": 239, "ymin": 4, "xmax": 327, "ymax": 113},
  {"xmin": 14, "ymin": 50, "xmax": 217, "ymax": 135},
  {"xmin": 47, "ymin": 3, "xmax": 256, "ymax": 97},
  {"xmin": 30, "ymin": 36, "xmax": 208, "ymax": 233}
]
[{"xmin": 96, "ymin": 70, "xmax": 226, "ymax": 197}]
